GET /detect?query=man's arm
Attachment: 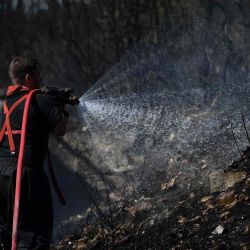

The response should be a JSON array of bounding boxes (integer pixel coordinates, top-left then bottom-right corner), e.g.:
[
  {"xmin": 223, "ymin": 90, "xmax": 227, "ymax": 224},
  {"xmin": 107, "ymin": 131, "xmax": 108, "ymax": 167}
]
[{"xmin": 34, "ymin": 94, "xmax": 69, "ymax": 136}]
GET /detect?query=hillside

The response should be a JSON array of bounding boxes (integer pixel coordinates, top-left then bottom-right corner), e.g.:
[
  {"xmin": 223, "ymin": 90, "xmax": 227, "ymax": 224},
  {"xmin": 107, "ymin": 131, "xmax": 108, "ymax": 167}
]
[{"xmin": 52, "ymin": 151, "xmax": 250, "ymax": 250}]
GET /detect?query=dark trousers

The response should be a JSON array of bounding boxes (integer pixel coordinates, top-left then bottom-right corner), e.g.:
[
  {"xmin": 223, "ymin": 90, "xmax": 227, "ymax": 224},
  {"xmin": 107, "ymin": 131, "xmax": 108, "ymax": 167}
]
[{"xmin": 0, "ymin": 159, "xmax": 53, "ymax": 250}]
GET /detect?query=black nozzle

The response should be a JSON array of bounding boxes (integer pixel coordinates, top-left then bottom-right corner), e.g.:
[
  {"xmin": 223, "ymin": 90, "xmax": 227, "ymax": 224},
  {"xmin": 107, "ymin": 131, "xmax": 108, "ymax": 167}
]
[{"xmin": 69, "ymin": 96, "xmax": 80, "ymax": 106}]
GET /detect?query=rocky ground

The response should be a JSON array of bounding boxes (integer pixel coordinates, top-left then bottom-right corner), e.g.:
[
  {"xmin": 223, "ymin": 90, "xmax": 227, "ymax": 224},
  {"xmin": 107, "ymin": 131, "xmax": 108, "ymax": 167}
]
[{"xmin": 52, "ymin": 149, "xmax": 250, "ymax": 250}]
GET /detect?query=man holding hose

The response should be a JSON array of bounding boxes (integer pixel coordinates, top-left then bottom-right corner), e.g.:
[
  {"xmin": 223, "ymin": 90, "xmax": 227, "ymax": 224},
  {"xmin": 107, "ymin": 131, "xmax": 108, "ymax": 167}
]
[{"xmin": 0, "ymin": 57, "xmax": 68, "ymax": 249}]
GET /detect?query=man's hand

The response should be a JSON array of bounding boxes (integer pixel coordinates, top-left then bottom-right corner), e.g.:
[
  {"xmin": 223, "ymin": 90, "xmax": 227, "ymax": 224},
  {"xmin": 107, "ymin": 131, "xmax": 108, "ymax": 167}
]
[{"xmin": 41, "ymin": 85, "xmax": 79, "ymax": 106}]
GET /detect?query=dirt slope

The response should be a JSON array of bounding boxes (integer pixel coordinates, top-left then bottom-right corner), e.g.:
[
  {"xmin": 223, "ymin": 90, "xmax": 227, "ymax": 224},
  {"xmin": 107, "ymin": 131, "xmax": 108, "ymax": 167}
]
[{"xmin": 52, "ymin": 161, "xmax": 249, "ymax": 250}]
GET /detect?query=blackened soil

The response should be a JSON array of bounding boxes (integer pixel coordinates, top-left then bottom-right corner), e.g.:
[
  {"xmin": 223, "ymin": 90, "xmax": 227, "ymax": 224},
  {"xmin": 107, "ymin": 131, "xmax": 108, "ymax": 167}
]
[{"xmin": 52, "ymin": 170, "xmax": 249, "ymax": 250}]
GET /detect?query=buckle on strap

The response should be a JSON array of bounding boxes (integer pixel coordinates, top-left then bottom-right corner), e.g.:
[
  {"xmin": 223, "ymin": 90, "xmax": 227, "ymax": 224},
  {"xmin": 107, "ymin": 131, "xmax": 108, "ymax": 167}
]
[{"xmin": 10, "ymin": 152, "xmax": 16, "ymax": 157}]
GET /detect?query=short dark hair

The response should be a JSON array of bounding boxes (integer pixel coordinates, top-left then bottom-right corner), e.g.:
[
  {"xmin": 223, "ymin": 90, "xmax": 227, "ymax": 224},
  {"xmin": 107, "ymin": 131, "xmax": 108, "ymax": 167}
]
[{"xmin": 9, "ymin": 57, "xmax": 39, "ymax": 83}]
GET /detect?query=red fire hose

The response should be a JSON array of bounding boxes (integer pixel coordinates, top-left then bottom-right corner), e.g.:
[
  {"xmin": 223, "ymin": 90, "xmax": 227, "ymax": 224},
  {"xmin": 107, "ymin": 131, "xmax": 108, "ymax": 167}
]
[
  {"xmin": 11, "ymin": 89, "xmax": 40, "ymax": 250},
  {"xmin": 11, "ymin": 89, "xmax": 66, "ymax": 249}
]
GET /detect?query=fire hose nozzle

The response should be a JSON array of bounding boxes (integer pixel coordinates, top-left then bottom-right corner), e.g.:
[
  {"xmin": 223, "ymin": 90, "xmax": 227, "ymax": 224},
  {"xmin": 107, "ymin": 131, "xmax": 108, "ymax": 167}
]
[
  {"xmin": 68, "ymin": 95, "xmax": 80, "ymax": 106},
  {"xmin": 41, "ymin": 85, "xmax": 80, "ymax": 106}
]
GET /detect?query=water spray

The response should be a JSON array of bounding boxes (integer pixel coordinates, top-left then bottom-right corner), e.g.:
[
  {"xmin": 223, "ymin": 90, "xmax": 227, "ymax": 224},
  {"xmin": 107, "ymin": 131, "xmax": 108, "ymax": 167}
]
[{"xmin": 77, "ymin": 19, "xmax": 250, "ymax": 200}]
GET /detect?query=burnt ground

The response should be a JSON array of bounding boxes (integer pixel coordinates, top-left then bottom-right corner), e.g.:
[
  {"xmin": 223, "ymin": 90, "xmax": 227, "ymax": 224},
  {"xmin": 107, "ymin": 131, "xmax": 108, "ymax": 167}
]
[
  {"xmin": 52, "ymin": 159, "xmax": 250, "ymax": 250},
  {"xmin": 116, "ymin": 177, "xmax": 250, "ymax": 250}
]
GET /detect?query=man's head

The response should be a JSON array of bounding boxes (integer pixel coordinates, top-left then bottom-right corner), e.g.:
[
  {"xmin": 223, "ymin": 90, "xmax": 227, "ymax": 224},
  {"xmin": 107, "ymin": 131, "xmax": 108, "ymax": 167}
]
[{"xmin": 9, "ymin": 57, "xmax": 42, "ymax": 89}]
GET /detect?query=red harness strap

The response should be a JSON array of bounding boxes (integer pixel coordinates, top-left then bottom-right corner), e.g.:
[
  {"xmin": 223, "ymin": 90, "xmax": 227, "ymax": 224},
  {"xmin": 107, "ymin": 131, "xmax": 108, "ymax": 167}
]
[{"xmin": 0, "ymin": 94, "xmax": 28, "ymax": 155}]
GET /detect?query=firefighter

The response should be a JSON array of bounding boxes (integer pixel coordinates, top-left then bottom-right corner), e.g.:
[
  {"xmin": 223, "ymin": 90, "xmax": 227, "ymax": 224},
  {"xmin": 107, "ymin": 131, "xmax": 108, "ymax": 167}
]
[{"xmin": 0, "ymin": 57, "xmax": 68, "ymax": 249}]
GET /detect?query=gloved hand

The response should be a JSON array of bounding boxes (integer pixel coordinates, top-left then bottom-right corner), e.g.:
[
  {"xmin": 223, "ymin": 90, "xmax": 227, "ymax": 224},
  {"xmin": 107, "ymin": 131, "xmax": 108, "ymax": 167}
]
[{"xmin": 41, "ymin": 85, "xmax": 79, "ymax": 106}]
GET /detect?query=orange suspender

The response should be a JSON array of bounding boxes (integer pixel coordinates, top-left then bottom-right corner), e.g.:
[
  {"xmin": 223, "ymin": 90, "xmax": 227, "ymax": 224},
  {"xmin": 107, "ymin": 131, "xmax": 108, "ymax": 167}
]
[{"xmin": 0, "ymin": 94, "xmax": 28, "ymax": 155}]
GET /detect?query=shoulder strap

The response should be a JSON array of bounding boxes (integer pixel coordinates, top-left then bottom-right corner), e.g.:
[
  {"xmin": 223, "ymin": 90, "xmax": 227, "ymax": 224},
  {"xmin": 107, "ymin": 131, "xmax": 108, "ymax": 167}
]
[{"xmin": 6, "ymin": 85, "xmax": 30, "ymax": 96}]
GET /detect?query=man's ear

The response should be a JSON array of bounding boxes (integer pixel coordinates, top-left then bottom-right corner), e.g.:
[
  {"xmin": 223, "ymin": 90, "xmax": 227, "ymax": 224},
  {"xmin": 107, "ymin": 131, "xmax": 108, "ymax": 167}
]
[{"xmin": 25, "ymin": 74, "xmax": 32, "ymax": 83}]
